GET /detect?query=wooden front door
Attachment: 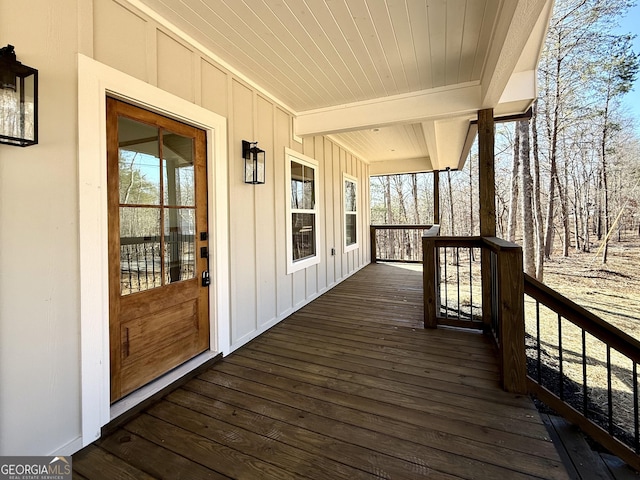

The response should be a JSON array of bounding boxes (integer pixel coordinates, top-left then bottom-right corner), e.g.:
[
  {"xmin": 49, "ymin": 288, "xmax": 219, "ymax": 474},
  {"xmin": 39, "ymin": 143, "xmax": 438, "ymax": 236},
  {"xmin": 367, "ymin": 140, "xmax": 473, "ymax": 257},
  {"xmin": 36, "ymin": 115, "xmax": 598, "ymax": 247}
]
[{"xmin": 107, "ymin": 98, "xmax": 210, "ymax": 402}]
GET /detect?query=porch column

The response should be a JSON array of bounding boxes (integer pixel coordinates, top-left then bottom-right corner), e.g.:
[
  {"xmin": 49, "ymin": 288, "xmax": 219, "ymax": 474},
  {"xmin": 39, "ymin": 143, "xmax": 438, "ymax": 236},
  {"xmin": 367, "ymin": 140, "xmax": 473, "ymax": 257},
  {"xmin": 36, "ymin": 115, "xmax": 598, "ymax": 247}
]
[
  {"xmin": 478, "ymin": 108, "xmax": 496, "ymax": 328},
  {"xmin": 433, "ymin": 170, "xmax": 440, "ymax": 225}
]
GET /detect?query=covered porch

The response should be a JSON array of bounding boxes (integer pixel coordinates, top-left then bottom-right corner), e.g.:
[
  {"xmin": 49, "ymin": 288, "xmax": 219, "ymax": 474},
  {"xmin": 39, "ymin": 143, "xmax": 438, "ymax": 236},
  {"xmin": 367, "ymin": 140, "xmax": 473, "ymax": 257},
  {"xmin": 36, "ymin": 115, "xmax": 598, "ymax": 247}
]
[{"xmin": 73, "ymin": 262, "xmax": 568, "ymax": 479}]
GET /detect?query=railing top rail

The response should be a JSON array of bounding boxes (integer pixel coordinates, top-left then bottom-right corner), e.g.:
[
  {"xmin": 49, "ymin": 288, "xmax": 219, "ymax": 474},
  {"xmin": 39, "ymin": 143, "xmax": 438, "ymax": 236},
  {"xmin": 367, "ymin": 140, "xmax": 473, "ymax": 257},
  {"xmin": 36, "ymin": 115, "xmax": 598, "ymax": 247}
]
[
  {"xmin": 481, "ymin": 236, "xmax": 522, "ymax": 252},
  {"xmin": 423, "ymin": 234, "xmax": 482, "ymax": 247},
  {"xmin": 524, "ymin": 272, "xmax": 640, "ymax": 363},
  {"xmin": 370, "ymin": 224, "xmax": 433, "ymax": 230}
]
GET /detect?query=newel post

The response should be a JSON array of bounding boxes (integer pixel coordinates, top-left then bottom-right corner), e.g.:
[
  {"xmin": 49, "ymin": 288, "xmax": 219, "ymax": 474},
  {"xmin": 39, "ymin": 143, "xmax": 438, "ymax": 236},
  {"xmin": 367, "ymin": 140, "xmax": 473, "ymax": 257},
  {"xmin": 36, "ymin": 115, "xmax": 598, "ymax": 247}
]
[
  {"xmin": 370, "ymin": 226, "xmax": 377, "ymax": 263},
  {"xmin": 422, "ymin": 236, "xmax": 437, "ymax": 328},
  {"xmin": 495, "ymin": 244, "xmax": 527, "ymax": 394}
]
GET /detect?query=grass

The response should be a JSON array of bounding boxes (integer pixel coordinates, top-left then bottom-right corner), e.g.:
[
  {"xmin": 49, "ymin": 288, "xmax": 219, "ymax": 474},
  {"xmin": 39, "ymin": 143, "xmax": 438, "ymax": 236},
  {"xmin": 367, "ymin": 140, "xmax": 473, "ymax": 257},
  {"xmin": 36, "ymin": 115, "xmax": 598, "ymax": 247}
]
[
  {"xmin": 525, "ymin": 234, "xmax": 640, "ymax": 449},
  {"xmin": 433, "ymin": 234, "xmax": 640, "ymax": 448}
]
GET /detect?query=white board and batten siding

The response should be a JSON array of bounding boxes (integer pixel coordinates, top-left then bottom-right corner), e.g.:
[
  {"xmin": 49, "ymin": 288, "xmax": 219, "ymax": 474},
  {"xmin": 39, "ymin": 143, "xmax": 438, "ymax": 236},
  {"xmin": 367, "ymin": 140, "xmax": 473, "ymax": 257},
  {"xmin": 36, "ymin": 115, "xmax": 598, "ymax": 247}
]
[{"xmin": 0, "ymin": 0, "xmax": 370, "ymax": 457}]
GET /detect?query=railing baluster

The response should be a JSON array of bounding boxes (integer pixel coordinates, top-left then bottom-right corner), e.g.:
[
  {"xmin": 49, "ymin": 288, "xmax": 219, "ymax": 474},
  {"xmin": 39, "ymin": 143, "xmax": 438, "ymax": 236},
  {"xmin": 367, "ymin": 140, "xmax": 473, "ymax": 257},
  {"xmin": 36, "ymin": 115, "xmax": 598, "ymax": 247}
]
[
  {"xmin": 582, "ymin": 329, "xmax": 588, "ymax": 418},
  {"xmin": 469, "ymin": 248, "xmax": 473, "ymax": 321},
  {"xmin": 152, "ymin": 241, "xmax": 157, "ymax": 288},
  {"xmin": 144, "ymin": 239, "xmax": 150, "ymax": 290},
  {"xmin": 456, "ymin": 247, "xmax": 461, "ymax": 320},
  {"xmin": 443, "ymin": 247, "xmax": 448, "ymax": 319},
  {"xmin": 523, "ymin": 271, "xmax": 640, "ymax": 469},
  {"xmin": 634, "ymin": 361, "xmax": 639, "ymax": 453},
  {"xmin": 126, "ymin": 248, "xmax": 132, "ymax": 294},
  {"xmin": 536, "ymin": 301, "xmax": 541, "ymax": 385},
  {"xmin": 558, "ymin": 314, "xmax": 563, "ymax": 401},
  {"xmin": 607, "ymin": 345, "xmax": 613, "ymax": 435}
]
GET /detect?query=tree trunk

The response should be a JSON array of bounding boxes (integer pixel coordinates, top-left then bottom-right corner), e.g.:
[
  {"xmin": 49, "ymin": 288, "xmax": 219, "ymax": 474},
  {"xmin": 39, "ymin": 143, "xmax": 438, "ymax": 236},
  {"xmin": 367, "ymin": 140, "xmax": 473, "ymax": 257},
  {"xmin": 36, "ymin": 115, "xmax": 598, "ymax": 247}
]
[
  {"xmin": 411, "ymin": 173, "xmax": 420, "ymax": 224},
  {"xmin": 519, "ymin": 120, "xmax": 536, "ymax": 276},
  {"xmin": 601, "ymin": 109, "xmax": 610, "ymax": 264},
  {"xmin": 384, "ymin": 176, "xmax": 393, "ymax": 224},
  {"xmin": 531, "ymin": 100, "xmax": 545, "ymax": 281},
  {"xmin": 507, "ymin": 125, "xmax": 520, "ymax": 242},
  {"xmin": 561, "ymin": 159, "xmax": 570, "ymax": 256},
  {"xmin": 544, "ymin": 48, "xmax": 562, "ymax": 259},
  {"xmin": 572, "ymin": 174, "xmax": 581, "ymax": 252},
  {"xmin": 596, "ymin": 166, "xmax": 603, "ymax": 239},
  {"xmin": 392, "ymin": 175, "xmax": 408, "ymax": 223}
]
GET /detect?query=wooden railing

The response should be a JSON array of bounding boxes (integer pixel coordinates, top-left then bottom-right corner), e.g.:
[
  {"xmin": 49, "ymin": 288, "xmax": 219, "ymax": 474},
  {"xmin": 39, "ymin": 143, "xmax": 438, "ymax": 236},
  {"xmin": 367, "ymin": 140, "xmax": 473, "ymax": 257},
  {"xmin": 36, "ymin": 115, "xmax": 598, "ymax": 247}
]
[
  {"xmin": 422, "ymin": 234, "xmax": 484, "ymax": 330},
  {"xmin": 370, "ymin": 225, "xmax": 433, "ymax": 263},
  {"xmin": 525, "ymin": 274, "xmax": 640, "ymax": 471},
  {"xmin": 422, "ymin": 233, "xmax": 526, "ymax": 393},
  {"xmin": 120, "ymin": 234, "xmax": 195, "ymax": 294},
  {"xmin": 422, "ymin": 233, "xmax": 640, "ymax": 470}
]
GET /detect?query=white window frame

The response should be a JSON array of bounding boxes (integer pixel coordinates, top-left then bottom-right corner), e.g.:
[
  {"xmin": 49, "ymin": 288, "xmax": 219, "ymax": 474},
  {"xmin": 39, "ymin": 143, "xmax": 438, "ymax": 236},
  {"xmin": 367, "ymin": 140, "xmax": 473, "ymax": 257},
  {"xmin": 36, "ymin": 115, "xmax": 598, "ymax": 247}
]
[
  {"xmin": 285, "ymin": 148, "xmax": 320, "ymax": 274},
  {"xmin": 343, "ymin": 173, "xmax": 359, "ymax": 253}
]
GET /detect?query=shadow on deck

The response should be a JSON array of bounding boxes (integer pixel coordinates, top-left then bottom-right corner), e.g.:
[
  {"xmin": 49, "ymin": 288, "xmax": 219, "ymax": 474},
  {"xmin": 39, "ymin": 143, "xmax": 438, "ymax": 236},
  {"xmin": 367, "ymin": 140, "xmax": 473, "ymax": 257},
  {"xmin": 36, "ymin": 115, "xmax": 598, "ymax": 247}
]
[{"xmin": 73, "ymin": 263, "xmax": 569, "ymax": 479}]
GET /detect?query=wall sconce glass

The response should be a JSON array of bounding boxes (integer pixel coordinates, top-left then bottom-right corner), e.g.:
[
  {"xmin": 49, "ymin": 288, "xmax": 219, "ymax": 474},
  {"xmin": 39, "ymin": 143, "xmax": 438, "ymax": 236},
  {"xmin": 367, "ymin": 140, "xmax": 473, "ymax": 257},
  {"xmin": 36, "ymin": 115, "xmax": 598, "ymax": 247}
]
[
  {"xmin": 0, "ymin": 45, "xmax": 38, "ymax": 147},
  {"xmin": 242, "ymin": 140, "xmax": 265, "ymax": 184}
]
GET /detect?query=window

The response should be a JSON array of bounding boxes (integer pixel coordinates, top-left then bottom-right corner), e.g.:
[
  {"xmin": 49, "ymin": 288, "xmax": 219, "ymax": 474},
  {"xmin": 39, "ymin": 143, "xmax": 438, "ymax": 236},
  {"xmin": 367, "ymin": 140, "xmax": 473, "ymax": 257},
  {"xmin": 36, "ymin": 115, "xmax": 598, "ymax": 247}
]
[
  {"xmin": 343, "ymin": 173, "xmax": 358, "ymax": 252},
  {"xmin": 286, "ymin": 148, "xmax": 320, "ymax": 273}
]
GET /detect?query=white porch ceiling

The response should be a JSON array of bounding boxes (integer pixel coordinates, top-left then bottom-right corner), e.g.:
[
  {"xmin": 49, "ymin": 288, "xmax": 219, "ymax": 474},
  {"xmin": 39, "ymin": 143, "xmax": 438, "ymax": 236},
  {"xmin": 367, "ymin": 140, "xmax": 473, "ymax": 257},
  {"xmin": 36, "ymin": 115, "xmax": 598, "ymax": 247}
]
[{"xmin": 136, "ymin": 0, "xmax": 554, "ymax": 172}]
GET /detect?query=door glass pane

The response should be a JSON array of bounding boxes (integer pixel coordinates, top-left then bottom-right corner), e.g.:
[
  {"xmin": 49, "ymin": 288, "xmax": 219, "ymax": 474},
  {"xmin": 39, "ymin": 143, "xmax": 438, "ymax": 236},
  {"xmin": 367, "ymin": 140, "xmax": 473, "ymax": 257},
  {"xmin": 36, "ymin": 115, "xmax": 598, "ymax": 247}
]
[
  {"xmin": 291, "ymin": 161, "xmax": 315, "ymax": 210},
  {"xmin": 163, "ymin": 131, "xmax": 195, "ymax": 207},
  {"xmin": 118, "ymin": 117, "xmax": 160, "ymax": 205},
  {"xmin": 164, "ymin": 208, "xmax": 196, "ymax": 284},
  {"xmin": 292, "ymin": 212, "xmax": 316, "ymax": 261},
  {"xmin": 120, "ymin": 207, "xmax": 161, "ymax": 295}
]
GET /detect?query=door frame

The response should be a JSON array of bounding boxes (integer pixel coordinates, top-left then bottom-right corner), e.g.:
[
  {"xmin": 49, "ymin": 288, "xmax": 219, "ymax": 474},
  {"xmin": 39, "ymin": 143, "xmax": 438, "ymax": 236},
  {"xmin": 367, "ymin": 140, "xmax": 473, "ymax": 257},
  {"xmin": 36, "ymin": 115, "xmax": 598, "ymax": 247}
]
[{"xmin": 78, "ymin": 54, "xmax": 230, "ymax": 448}]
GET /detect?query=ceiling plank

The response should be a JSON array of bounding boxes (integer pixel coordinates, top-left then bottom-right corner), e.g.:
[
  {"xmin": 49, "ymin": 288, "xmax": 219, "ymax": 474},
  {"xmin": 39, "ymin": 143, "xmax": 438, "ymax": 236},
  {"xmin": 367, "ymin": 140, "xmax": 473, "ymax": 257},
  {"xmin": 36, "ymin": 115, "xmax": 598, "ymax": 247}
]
[
  {"xmin": 407, "ymin": 1, "xmax": 432, "ymax": 90},
  {"xmin": 426, "ymin": 0, "xmax": 447, "ymax": 87},
  {"xmin": 445, "ymin": 0, "xmax": 467, "ymax": 85}
]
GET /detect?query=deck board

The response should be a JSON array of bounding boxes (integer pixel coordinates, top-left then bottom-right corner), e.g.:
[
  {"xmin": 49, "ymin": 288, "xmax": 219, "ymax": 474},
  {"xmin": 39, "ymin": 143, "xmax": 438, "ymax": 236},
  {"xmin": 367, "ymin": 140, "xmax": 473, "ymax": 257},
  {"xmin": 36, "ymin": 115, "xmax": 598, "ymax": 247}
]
[{"xmin": 73, "ymin": 263, "xmax": 569, "ymax": 479}]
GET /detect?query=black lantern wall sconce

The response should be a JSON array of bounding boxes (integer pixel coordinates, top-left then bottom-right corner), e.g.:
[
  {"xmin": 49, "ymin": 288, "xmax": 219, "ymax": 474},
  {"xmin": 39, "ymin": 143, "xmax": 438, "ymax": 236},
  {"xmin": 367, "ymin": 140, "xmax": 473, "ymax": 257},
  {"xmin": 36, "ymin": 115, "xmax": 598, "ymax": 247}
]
[
  {"xmin": 0, "ymin": 45, "xmax": 38, "ymax": 147},
  {"xmin": 242, "ymin": 140, "xmax": 265, "ymax": 184}
]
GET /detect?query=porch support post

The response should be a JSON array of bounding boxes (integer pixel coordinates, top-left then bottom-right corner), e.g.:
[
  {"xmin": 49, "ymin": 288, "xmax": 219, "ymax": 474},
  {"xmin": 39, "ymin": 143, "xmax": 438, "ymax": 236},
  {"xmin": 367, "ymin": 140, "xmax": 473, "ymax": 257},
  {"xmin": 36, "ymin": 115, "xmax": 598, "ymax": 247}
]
[
  {"xmin": 496, "ymin": 243, "xmax": 526, "ymax": 393},
  {"xmin": 478, "ymin": 108, "xmax": 496, "ymax": 328},
  {"xmin": 433, "ymin": 170, "xmax": 440, "ymax": 225},
  {"xmin": 422, "ymin": 235, "xmax": 437, "ymax": 328},
  {"xmin": 370, "ymin": 226, "xmax": 377, "ymax": 263}
]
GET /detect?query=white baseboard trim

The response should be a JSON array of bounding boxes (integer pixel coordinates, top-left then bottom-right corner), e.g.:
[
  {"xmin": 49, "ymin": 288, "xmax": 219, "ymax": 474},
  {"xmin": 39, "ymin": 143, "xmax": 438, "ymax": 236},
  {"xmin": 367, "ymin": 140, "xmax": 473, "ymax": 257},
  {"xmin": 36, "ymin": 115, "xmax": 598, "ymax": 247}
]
[{"xmin": 50, "ymin": 435, "xmax": 83, "ymax": 457}]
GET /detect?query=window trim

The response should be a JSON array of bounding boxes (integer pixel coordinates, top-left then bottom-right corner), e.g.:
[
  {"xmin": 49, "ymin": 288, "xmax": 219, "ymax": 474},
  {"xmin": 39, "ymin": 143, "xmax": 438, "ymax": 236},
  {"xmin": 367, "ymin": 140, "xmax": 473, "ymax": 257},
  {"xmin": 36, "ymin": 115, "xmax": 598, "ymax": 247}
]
[
  {"xmin": 285, "ymin": 148, "xmax": 320, "ymax": 274},
  {"xmin": 343, "ymin": 173, "xmax": 358, "ymax": 253}
]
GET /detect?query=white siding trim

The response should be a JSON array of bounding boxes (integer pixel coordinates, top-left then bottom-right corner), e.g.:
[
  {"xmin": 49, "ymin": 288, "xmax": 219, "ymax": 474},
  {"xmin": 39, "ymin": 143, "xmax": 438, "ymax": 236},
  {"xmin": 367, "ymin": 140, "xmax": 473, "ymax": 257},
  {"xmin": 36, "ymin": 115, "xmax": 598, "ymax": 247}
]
[
  {"xmin": 77, "ymin": 54, "xmax": 229, "ymax": 448},
  {"xmin": 285, "ymin": 148, "xmax": 321, "ymax": 274},
  {"xmin": 343, "ymin": 172, "xmax": 359, "ymax": 254}
]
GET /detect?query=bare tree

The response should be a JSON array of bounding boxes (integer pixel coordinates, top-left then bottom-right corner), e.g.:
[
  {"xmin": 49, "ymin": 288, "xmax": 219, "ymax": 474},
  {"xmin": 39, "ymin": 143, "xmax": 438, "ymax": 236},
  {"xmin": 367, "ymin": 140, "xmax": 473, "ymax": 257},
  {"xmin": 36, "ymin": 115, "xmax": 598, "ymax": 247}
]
[
  {"xmin": 531, "ymin": 101, "xmax": 545, "ymax": 280},
  {"xmin": 411, "ymin": 173, "xmax": 420, "ymax": 224},
  {"xmin": 507, "ymin": 124, "xmax": 520, "ymax": 242},
  {"xmin": 519, "ymin": 120, "xmax": 536, "ymax": 275},
  {"xmin": 591, "ymin": 35, "xmax": 639, "ymax": 263}
]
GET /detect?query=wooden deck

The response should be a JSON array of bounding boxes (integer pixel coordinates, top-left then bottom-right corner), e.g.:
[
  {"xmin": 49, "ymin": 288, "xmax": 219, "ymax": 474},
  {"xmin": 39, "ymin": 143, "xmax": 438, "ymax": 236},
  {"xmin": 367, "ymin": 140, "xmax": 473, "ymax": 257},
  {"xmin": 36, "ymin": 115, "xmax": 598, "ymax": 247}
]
[{"xmin": 73, "ymin": 263, "xmax": 570, "ymax": 479}]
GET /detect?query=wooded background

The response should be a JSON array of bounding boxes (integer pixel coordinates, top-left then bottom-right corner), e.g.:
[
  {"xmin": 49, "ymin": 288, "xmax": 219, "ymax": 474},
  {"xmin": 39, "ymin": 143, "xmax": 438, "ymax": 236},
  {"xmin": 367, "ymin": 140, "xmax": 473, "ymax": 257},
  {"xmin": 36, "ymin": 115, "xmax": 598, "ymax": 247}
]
[{"xmin": 371, "ymin": 0, "xmax": 640, "ymax": 281}]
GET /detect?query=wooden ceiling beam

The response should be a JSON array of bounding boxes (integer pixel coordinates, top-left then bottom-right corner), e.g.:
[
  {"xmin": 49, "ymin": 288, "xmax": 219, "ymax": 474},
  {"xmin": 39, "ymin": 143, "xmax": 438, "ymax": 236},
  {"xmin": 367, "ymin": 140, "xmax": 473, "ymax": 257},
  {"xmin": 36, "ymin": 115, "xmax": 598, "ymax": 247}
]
[{"xmin": 294, "ymin": 83, "xmax": 481, "ymax": 137}]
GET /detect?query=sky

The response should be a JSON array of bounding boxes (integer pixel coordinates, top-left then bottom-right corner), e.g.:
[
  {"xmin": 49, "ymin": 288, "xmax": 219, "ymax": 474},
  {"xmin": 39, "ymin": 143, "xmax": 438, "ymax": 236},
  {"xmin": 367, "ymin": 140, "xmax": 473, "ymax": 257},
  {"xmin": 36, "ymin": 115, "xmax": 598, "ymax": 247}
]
[{"xmin": 615, "ymin": 2, "xmax": 640, "ymax": 132}]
